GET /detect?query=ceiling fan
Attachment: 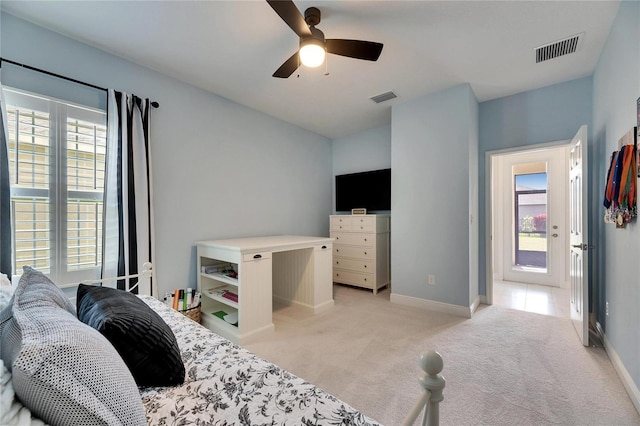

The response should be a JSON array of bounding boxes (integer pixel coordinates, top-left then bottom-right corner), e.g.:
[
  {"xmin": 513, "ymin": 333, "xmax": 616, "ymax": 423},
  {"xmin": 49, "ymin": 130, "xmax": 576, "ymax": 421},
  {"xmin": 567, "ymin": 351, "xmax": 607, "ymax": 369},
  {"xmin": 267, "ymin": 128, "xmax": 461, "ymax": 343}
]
[{"xmin": 267, "ymin": 0, "xmax": 384, "ymax": 78}]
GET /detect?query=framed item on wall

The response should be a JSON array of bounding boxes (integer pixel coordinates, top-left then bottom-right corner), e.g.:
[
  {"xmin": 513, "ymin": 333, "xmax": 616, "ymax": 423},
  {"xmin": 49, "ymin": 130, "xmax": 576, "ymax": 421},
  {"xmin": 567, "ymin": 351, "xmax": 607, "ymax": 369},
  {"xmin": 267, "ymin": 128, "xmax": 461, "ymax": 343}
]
[{"xmin": 637, "ymin": 97, "xmax": 640, "ymax": 177}]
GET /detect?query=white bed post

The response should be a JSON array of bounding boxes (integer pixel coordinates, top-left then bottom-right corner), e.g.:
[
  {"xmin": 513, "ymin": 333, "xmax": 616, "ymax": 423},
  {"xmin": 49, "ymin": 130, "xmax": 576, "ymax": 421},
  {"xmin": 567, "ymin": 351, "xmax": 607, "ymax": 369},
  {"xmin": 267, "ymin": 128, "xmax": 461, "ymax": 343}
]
[
  {"xmin": 138, "ymin": 262, "xmax": 153, "ymax": 296},
  {"xmin": 402, "ymin": 350, "xmax": 445, "ymax": 426},
  {"xmin": 421, "ymin": 351, "xmax": 445, "ymax": 426}
]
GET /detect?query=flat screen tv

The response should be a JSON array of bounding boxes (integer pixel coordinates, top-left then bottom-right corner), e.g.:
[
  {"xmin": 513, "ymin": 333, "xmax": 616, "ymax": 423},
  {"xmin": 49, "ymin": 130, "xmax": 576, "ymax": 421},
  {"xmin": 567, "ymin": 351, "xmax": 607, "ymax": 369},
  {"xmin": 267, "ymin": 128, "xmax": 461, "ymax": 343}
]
[{"xmin": 335, "ymin": 168, "xmax": 391, "ymax": 212}]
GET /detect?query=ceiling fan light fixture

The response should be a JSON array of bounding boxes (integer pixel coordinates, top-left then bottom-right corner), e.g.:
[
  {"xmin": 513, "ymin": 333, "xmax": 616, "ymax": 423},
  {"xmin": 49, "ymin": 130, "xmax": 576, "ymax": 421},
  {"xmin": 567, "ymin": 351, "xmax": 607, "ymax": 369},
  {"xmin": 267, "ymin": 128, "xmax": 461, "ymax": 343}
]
[{"xmin": 299, "ymin": 38, "xmax": 326, "ymax": 67}]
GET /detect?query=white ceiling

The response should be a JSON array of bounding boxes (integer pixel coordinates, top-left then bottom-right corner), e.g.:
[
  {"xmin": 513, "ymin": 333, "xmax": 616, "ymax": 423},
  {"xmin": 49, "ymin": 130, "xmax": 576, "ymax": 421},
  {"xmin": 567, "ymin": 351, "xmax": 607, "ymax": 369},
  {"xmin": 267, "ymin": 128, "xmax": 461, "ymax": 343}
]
[{"xmin": 1, "ymin": 1, "xmax": 620, "ymax": 139}]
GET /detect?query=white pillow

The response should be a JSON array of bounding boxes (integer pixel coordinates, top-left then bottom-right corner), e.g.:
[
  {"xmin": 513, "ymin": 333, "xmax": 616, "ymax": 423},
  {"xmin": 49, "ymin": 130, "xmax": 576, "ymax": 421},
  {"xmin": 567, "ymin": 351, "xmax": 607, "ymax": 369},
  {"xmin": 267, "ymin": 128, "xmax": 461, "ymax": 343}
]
[
  {"xmin": 0, "ymin": 359, "xmax": 47, "ymax": 426},
  {"xmin": 0, "ymin": 267, "xmax": 147, "ymax": 426},
  {"xmin": 0, "ymin": 273, "xmax": 12, "ymax": 311}
]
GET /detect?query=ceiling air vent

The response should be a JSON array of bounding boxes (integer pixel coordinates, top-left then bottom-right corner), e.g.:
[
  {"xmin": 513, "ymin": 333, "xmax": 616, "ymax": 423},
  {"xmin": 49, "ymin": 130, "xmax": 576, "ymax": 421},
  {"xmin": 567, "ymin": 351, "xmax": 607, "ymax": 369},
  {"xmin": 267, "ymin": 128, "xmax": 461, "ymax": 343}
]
[
  {"xmin": 370, "ymin": 91, "xmax": 398, "ymax": 104},
  {"xmin": 535, "ymin": 33, "xmax": 583, "ymax": 63}
]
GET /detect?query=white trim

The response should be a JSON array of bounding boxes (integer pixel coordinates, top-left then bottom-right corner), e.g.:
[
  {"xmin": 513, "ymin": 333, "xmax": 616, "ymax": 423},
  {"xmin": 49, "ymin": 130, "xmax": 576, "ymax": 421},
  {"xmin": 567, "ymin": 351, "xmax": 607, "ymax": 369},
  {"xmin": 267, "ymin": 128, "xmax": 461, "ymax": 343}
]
[
  {"xmin": 596, "ymin": 322, "xmax": 640, "ymax": 415},
  {"xmin": 390, "ymin": 292, "xmax": 473, "ymax": 318},
  {"xmin": 479, "ymin": 295, "xmax": 489, "ymax": 305},
  {"xmin": 470, "ymin": 295, "xmax": 480, "ymax": 315},
  {"xmin": 272, "ymin": 295, "xmax": 335, "ymax": 314},
  {"xmin": 485, "ymin": 139, "xmax": 571, "ymax": 305}
]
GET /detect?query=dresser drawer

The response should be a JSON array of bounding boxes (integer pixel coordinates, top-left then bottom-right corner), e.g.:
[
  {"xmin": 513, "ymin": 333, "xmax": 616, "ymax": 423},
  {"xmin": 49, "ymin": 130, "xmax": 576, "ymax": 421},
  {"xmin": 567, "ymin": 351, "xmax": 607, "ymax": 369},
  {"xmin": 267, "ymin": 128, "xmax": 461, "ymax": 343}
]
[
  {"xmin": 330, "ymin": 215, "xmax": 376, "ymax": 232},
  {"xmin": 330, "ymin": 216, "xmax": 352, "ymax": 231},
  {"xmin": 330, "ymin": 232, "xmax": 375, "ymax": 247},
  {"xmin": 333, "ymin": 257, "xmax": 373, "ymax": 273},
  {"xmin": 333, "ymin": 269, "xmax": 373, "ymax": 289},
  {"xmin": 333, "ymin": 245, "xmax": 375, "ymax": 260},
  {"xmin": 349, "ymin": 216, "xmax": 375, "ymax": 232}
]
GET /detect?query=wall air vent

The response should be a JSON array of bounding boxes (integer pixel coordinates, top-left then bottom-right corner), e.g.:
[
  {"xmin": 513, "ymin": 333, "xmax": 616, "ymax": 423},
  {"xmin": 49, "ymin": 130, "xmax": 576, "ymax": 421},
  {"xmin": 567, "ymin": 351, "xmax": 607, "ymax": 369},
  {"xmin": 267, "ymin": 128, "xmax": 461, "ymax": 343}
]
[
  {"xmin": 535, "ymin": 33, "xmax": 583, "ymax": 63},
  {"xmin": 369, "ymin": 91, "xmax": 398, "ymax": 104}
]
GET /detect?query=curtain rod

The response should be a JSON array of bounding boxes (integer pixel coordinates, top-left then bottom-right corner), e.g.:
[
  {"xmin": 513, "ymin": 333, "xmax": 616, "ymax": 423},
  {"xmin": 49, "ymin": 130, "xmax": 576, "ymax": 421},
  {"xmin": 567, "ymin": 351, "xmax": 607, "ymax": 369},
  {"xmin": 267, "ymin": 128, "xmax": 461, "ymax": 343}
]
[{"xmin": 0, "ymin": 57, "xmax": 159, "ymax": 108}]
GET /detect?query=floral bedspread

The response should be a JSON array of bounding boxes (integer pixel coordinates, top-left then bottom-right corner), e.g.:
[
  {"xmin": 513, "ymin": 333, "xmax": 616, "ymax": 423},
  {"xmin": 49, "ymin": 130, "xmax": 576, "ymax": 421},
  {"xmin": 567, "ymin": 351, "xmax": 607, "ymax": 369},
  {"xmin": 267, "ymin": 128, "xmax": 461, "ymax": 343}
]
[{"xmin": 140, "ymin": 297, "xmax": 380, "ymax": 426}]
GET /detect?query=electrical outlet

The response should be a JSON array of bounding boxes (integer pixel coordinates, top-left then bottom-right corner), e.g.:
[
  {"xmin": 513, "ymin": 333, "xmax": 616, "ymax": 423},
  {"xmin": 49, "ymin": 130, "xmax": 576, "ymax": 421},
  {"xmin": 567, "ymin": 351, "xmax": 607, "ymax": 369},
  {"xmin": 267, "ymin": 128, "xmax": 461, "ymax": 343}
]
[
  {"xmin": 606, "ymin": 301, "xmax": 609, "ymax": 317},
  {"xmin": 428, "ymin": 274, "xmax": 436, "ymax": 285}
]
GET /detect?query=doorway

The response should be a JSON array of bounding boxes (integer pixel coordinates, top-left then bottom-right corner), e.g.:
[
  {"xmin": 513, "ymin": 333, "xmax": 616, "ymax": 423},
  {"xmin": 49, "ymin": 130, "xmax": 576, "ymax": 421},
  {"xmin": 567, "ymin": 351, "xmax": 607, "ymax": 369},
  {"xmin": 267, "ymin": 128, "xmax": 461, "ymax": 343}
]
[{"xmin": 487, "ymin": 142, "xmax": 571, "ymax": 315}]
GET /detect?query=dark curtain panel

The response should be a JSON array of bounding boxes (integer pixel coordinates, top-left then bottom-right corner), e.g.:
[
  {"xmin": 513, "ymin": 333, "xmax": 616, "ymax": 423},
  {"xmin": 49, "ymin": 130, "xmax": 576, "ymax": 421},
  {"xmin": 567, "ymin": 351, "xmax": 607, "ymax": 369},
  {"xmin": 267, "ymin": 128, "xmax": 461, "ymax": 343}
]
[
  {"xmin": 0, "ymin": 102, "xmax": 12, "ymax": 280},
  {"xmin": 102, "ymin": 90, "xmax": 154, "ymax": 295}
]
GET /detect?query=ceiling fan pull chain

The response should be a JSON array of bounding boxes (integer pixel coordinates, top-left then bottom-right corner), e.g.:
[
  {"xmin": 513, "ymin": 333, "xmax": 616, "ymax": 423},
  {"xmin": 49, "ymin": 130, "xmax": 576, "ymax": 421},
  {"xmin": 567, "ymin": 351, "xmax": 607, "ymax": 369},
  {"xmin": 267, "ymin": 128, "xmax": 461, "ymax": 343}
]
[{"xmin": 324, "ymin": 54, "xmax": 330, "ymax": 76}]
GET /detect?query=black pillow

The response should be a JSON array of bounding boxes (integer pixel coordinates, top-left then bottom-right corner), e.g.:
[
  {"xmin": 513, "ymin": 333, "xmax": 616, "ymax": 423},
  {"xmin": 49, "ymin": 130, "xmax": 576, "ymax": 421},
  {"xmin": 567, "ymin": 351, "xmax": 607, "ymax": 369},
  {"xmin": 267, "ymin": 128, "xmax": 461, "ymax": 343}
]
[{"xmin": 76, "ymin": 284, "xmax": 185, "ymax": 387}]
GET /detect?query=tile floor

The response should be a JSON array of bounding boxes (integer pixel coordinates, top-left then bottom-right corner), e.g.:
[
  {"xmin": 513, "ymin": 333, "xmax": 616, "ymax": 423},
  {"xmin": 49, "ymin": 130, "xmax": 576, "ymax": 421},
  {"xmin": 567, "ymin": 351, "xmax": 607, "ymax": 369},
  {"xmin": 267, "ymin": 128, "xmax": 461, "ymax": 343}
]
[{"xmin": 492, "ymin": 279, "xmax": 570, "ymax": 318}]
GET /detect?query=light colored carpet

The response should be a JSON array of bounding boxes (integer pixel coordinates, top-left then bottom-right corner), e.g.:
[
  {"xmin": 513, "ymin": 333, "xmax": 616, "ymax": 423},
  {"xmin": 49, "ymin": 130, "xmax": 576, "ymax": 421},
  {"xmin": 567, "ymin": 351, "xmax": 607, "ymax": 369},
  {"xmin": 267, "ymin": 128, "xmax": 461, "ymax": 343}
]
[{"xmin": 245, "ymin": 284, "xmax": 640, "ymax": 426}]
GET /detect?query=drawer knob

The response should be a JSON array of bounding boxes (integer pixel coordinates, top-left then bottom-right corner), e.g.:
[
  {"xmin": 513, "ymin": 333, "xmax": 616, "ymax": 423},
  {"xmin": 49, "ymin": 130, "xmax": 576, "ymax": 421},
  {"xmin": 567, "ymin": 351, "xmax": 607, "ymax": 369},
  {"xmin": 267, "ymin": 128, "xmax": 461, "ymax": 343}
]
[
  {"xmin": 364, "ymin": 252, "xmax": 367, "ymax": 255},
  {"xmin": 364, "ymin": 278, "xmax": 367, "ymax": 281},
  {"xmin": 336, "ymin": 261, "xmax": 339, "ymax": 264},
  {"xmin": 360, "ymin": 226, "xmax": 364, "ymax": 229},
  {"xmin": 321, "ymin": 245, "xmax": 327, "ymax": 249},
  {"xmin": 336, "ymin": 249, "xmax": 340, "ymax": 252},
  {"xmin": 364, "ymin": 265, "xmax": 367, "ymax": 268},
  {"xmin": 253, "ymin": 254, "xmax": 262, "ymax": 259},
  {"xmin": 364, "ymin": 238, "xmax": 367, "ymax": 242}
]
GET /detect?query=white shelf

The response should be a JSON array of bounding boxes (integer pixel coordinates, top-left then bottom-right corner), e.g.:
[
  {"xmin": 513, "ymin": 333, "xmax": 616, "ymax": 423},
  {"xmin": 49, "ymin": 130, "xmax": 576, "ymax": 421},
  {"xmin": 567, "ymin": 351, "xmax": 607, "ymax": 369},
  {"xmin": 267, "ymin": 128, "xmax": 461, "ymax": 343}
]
[
  {"xmin": 201, "ymin": 272, "xmax": 238, "ymax": 287},
  {"xmin": 201, "ymin": 308, "xmax": 238, "ymax": 329},
  {"xmin": 203, "ymin": 285, "xmax": 239, "ymax": 309}
]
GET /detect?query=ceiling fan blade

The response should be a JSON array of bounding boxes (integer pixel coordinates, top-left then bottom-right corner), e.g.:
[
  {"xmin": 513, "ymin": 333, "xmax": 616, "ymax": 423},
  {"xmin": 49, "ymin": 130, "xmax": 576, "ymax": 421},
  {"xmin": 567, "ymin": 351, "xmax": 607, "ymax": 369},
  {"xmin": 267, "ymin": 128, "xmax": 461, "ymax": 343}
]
[
  {"xmin": 267, "ymin": 0, "xmax": 311, "ymax": 38},
  {"xmin": 325, "ymin": 39, "xmax": 383, "ymax": 61},
  {"xmin": 273, "ymin": 51, "xmax": 300, "ymax": 78}
]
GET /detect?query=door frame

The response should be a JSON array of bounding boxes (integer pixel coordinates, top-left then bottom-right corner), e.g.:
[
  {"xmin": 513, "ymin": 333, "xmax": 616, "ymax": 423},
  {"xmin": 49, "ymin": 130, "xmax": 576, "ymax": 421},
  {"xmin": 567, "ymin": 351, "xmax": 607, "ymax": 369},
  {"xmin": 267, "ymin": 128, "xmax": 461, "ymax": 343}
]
[{"xmin": 484, "ymin": 140, "xmax": 571, "ymax": 305}]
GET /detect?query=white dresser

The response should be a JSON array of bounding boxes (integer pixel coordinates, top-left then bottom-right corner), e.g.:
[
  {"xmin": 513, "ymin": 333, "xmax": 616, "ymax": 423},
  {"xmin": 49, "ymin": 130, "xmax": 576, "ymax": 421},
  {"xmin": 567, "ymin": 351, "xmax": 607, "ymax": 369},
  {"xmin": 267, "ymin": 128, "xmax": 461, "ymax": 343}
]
[{"xmin": 329, "ymin": 214, "xmax": 390, "ymax": 294}]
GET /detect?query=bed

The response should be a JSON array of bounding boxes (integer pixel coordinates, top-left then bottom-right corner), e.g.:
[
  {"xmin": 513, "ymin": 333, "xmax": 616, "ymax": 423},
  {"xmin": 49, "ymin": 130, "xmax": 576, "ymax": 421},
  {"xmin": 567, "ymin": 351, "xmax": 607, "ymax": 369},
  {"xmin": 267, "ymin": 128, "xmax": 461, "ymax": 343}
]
[{"xmin": 0, "ymin": 265, "xmax": 443, "ymax": 426}]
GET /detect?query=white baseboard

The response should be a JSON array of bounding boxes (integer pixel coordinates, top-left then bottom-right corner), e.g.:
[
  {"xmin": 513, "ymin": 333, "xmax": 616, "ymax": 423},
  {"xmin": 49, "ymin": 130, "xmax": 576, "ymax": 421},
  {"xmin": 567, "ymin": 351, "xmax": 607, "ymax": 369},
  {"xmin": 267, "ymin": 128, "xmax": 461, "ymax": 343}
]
[
  {"xmin": 596, "ymin": 322, "xmax": 640, "ymax": 415},
  {"xmin": 273, "ymin": 295, "xmax": 334, "ymax": 314},
  {"xmin": 470, "ymin": 295, "xmax": 480, "ymax": 315},
  {"xmin": 479, "ymin": 294, "xmax": 488, "ymax": 305},
  {"xmin": 390, "ymin": 293, "xmax": 472, "ymax": 318}
]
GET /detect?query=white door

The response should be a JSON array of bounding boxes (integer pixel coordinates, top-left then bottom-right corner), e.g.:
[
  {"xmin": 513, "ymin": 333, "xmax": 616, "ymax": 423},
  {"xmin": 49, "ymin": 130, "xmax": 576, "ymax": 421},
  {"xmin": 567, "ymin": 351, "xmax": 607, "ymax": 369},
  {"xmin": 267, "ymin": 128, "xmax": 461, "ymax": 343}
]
[
  {"xmin": 569, "ymin": 125, "xmax": 589, "ymax": 346},
  {"xmin": 501, "ymin": 147, "xmax": 568, "ymax": 287}
]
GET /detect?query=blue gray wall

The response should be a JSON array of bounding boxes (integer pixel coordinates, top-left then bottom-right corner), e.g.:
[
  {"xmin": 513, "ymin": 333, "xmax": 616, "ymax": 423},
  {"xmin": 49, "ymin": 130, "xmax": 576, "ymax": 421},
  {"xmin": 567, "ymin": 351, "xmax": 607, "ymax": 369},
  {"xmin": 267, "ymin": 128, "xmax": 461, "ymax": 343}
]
[
  {"xmin": 592, "ymin": 0, "xmax": 640, "ymax": 395},
  {"xmin": 1, "ymin": 13, "xmax": 332, "ymax": 296},
  {"xmin": 331, "ymin": 124, "xmax": 391, "ymax": 213},
  {"xmin": 391, "ymin": 84, "xmax": 479, "ymax": 307},
  {"xmin": 478, "ymin": 76, "xmax": 594, "ymax": 296}
]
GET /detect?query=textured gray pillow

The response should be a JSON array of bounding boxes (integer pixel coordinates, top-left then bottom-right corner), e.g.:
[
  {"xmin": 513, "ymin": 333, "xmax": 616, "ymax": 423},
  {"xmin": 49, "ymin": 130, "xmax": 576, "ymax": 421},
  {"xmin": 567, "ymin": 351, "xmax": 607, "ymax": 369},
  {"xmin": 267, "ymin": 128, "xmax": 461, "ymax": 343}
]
[{"xmin": 0, "ymin": 267, "xmax": 147, "ymax": 426}]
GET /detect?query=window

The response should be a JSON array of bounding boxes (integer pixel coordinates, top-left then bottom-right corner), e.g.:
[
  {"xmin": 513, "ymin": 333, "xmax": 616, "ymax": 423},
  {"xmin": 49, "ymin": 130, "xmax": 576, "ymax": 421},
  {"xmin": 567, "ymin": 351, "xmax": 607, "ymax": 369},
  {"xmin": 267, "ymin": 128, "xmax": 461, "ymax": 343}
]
[
  {"xmin": 5, "ymin": 88, "xmax": 106, "ymax": 284},
  {"xmin": 513, "ymin": 171, "xmax": 548, "ymax": 270}
]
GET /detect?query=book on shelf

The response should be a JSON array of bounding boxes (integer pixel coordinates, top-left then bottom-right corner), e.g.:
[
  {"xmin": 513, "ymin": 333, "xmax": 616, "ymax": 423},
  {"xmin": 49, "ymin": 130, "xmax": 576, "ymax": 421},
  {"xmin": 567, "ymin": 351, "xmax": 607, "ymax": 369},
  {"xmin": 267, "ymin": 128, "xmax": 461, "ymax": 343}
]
[
  {"xmin": 212, "ymin": 310, "xmax": 227, "ymax": 320},
  {"xmin": 201, "ymin": 264, "xmax": 237, "ymax": 278},
  {"xmin": 211, "ymin": 310, "xmax": 238, "ymax": 326},
  {"xmin": 201, "ymin": 265, "xmax": 221, "ymax": 274},
  {"xmin": 207, "ymin": 288, "xmax": 238, "ymax": 303},
  {"xmin": 221, "ymin": 291, "xmax": 238, "ymax": 303}
]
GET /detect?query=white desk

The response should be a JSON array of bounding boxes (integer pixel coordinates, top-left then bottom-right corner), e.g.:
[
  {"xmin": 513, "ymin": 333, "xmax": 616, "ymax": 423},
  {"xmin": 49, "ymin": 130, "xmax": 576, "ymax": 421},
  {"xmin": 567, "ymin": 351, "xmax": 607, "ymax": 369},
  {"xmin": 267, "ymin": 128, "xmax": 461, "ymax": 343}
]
[{"xmin": 196, "ymin": 235, "xmax": 334, "ymax": 345}]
